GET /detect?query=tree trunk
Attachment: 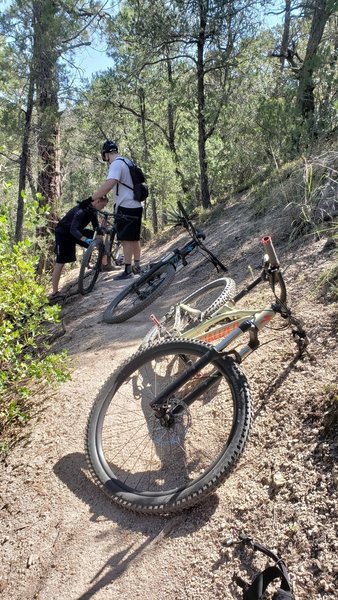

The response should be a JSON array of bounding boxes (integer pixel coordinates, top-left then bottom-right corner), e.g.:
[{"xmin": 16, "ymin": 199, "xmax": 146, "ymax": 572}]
[
  {"xmin": 165, "ymin": 50, "xmax": 188, "ymax": 192},
  {"xmin": 15, "ymin": 69, "xmax": 35, "ymax": 242},
  {"xmin": 280, "ymin": 0, "xmax": 292, "ymax": 70},
  {"xmin": 138, "ymin": 86, "xmax": 157, "ymax": 234},
  {"xmin": 297, "ymin": 0, "xmax": 333, "ymax": 132},
  {"xmin": 31, "ymin": 1, "xmax": 61, "ymax": 273},
  {"xmin": 196, "ymin": 5, "xmax": 211, "ymax": 209},
  {"xmin": 33, "ymin": 0, "xmax": 61, "ymax": 231}
]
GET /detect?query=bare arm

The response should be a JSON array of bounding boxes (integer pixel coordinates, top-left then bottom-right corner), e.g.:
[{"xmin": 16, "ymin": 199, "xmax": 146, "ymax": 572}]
[{"xmin": 92, "ymin": 178, "xmax": 117, "ymax": 200}]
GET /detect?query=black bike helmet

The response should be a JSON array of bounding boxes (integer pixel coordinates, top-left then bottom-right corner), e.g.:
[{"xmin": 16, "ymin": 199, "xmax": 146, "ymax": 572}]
[{"xmin": 101, "ymin": 140, "xmax": 118, "ymax": 160}]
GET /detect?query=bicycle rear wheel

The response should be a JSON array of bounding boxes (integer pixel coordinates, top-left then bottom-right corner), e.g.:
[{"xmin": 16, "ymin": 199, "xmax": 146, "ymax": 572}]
[
  {"xmin": 142, "ymin": 277, "xmax": 236, "ymax": 347},
  {"xmin": 103, "ymin": 263, "xmax": 176, "ymax": 323},
  {"xmin": 86, "ymin": 339, "xmax": 252, "ymax": 515},
  {"xmin": 78, "ymin": 239, "xmax": 104, "ymax": 295}
]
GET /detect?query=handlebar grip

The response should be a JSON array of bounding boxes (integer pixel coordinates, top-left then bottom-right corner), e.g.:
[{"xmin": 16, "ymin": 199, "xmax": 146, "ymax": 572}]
[{"xmin": 261, "ymin": 235, "xmax": 279, "ymax": 268}]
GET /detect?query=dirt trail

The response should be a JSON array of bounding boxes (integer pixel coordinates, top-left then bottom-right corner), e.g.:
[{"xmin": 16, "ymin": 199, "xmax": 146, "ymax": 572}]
[{"xmin": 1, "ymin": 197, "xmax": 337, "ymax": 600}]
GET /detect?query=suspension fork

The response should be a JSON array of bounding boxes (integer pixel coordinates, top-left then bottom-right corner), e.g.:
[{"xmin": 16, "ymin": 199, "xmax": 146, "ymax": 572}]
[{"xmin": 149, "ymin": 347, "xmax": 219, "ymax": 413}]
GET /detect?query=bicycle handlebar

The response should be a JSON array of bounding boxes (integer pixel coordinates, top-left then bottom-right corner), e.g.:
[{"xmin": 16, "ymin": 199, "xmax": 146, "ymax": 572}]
[
  {"xmin": 177, "ymin": 201, "xmax": 202, "ymax": 240},
  {"xmin": 175, "ymin": 200, "xmax": 227, "ymax": 272},
  {"xmin": 261, "ymin": 235, "xmax": 280, "ymax": 268},
  {"xmin": 96, "ymin": 209, "xmax": 115, "ymax": 219}
]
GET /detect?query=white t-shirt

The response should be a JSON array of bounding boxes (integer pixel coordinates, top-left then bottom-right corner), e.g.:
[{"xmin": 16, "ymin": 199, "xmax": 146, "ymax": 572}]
[{"xmin": 107, "ymin": 156, "xmax": 140, "ymax": 209}]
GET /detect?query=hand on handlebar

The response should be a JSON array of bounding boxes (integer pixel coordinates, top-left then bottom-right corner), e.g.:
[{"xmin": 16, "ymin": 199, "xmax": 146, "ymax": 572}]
[
  {"xmin": 95, "ymin": 226, "xmax": 106, "ymax": 235},
  {"xmin": 195, "ymin": 228, "xmax": 206, "ymax": 240}
]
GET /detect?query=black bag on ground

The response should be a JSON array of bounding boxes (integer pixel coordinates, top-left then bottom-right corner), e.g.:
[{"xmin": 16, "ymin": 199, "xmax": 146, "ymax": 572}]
[
  {"xmin": 235, "ymin": 535, "xmax": 295, "ymax": 600},
  {"xmin": 116, "ymin": 157, "xmax": 149, "ymax": 202}
]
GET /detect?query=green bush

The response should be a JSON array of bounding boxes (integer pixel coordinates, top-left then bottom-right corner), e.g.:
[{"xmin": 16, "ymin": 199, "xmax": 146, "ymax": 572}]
[{"xmin": 0, "ymin": 209, "xmax": 69, "ymax": 448}]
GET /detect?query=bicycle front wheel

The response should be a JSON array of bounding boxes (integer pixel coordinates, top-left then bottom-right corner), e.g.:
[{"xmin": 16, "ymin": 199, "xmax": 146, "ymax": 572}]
[
  {"xmin": 103, "ymin": 263, "xmax": 176, "ymax": 323},
  {"xmin": 86, "ymin": 339, "xmax": 252, "ymax": 515},
  {"xmin": 78, "ymin": 239, "xmax": 104, "ymax": 295},
  {"xmin": 142, "ymin": 277, "xmax": 236, "ymax": 347}
]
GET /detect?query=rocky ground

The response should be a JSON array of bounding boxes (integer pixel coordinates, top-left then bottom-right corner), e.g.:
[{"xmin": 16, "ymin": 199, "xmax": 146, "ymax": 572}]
[{"xmin": 0, "ymin": 195, "xmax": 337, "ymax": 599}]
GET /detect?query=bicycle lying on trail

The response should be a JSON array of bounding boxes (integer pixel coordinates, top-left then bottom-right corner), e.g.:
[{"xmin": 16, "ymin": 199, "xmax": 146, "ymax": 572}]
[
  {"xmin": 78, "ymin": 210, "xmax": 124, "ymax": 295},
  {"xmin": 102, "ymin": 200, "xmax": 229, "ymax": 323},
  {"xmin": 86, "ymin": 236, "xmax": 308, "ymax": 515}
]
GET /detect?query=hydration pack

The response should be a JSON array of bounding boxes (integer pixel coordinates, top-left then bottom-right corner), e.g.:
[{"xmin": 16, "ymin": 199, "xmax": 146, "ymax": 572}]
[{"xmin": 116, "ymin": 157, "xmax": 149, "ymax": 202}]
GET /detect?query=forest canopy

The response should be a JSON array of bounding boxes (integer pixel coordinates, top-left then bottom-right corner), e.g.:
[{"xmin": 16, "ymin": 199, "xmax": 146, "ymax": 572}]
[
  {"xmin": 0, "ymin": 0, "xmax": 337, "ymax": 238},
  {"xmin": 0, "ymin": 0, "xmax": 337, "ymax": 440}
]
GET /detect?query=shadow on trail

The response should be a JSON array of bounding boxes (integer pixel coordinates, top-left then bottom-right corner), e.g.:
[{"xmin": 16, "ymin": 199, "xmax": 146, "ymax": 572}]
[
  {"xmin": 251, "ymin": 351, "xmax": 310, "ymax": 423},
  {"xmin": 53, "ymin": 450, "xmax": 219, "ymax": 530},
  {"xmin": 54, "ymin": 451, "xmax": 219, "ymax": 599},
  {"xmin": 75, "ymin": 521, "xmax": 179, "ymax": 600}
]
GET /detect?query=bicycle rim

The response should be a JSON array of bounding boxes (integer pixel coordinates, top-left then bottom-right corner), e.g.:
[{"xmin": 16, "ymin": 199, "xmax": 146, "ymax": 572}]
[
  {"xmin": 142, "ymin": 277, "xmax": 236, "ymax": 346},
  {"xmin": 78, "ymin": 240, "xmax": 103, "ymax": 295},
  {"xmin": 86, "ymin": 339, "xmax": 251, "ymax": 514}
]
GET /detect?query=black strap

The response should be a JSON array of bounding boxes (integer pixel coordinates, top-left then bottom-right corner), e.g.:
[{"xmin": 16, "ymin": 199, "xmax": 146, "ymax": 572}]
[
  {"xmin": 273, "ymin": 591, "xmax": 294, "ymax": 600},
  {"xmin": 238, "ymin": 536, "xmax": 295, "ymax": 600},
  {"xmin": 243, "ymin": 565, "xmax": 293, "ymax": 600},
  {"xmin": 115, "ymin": 157, "xmax": 134, "ymax": 195}
]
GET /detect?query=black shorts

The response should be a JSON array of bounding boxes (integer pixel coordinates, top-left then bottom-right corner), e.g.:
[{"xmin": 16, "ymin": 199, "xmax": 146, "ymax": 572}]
[
  {"xmin": 116, "ymin": 206, "xmax": 143, "ymax": 241},
  {"xmin": 54, "ymin": 228, "xmax": 93, "ymax": 264}
]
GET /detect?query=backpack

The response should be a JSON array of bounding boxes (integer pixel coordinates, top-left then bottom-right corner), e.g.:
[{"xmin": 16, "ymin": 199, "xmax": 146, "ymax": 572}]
[
  {"xmin": 235, "ymin": 535, "xmax": 295, "ymax": 600},
  {"xmin": 116, "ymin": 157, "xmax": 149, "ymax": 203}
]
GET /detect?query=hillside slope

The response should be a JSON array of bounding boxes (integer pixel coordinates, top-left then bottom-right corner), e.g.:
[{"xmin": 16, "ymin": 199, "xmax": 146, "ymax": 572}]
[{"xmin": 1, "ymin": 195, "xmax": 337, "ymax": 600}]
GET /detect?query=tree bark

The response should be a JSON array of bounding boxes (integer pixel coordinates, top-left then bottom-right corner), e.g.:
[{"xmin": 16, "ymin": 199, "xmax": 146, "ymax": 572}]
[
  {"xmin": 33, "ymin": 0, "xmax": 61, "ymax": 231},
  {"xmin": 280, "ymin": 0, "xmax": 292, "ymax": 70},
  {"xmin": 297, "ymin": 0, "xmax": 334, "ymax": 129},
  {"xmin": 138, "ymin": 86, "xmax": 157, "ymax": 233},
  {"xmin": 165, "ymin": 49, "xmax": 188, "ymax": 192},
  {"xmin": 197, "ymin": 2, "xmax": 211, "ymax": 209},
  {"xmin": 15, "ymin": 70, "xmax": 35, "ymax": 242}
]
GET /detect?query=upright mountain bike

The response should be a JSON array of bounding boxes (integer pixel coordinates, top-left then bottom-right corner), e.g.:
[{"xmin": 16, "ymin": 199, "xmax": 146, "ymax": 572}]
[
  {"xmin": 78, "ymin": 210, "xmax": 124, "ymax": 295},
  {"xmin": 102, "ymin": 200, "xmax": 228, "ymax": 323},
  {"xmin": 86, "ymin": 236, "xmax": 308, "ymax": 515}
]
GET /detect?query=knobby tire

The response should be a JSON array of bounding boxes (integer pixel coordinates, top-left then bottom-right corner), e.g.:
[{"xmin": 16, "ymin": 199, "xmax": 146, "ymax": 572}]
[
  {"xmin": 86, "ymin": 339, "xmax": 252, "ymax": 515},
  {"xmin": 142, "ymin": 277, "xmax": 236, "ymax": 347},
  {"xmin": 103, "ymin": 263, "xmax": 176, "ymax": 324},
  {"xmin": 78, "ymin": 239, "xmax": 104, "ymax": 295}
]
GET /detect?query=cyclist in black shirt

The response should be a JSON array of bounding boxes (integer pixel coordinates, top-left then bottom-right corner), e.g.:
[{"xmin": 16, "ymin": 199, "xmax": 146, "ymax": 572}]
[{"xmin": 50, "ymin": 196, "xmax": 108, "ymax": 300}]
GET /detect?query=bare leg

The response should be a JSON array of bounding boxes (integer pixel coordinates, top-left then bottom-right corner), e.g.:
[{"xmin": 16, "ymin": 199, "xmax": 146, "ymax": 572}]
[
  {"xmin": 121, "ymin": 241, "xmax": 133, "ymax": 264},
  {"xmin": 52, "ymin": 263, "xmax": 64, "ymax": 294},
  {"xmin": 131, "ymin": 240, "xmax": 141, "ymax": 262},
  {"xmin": 122, "ymin": 240, "xmax": 141, "ymax": 263}
]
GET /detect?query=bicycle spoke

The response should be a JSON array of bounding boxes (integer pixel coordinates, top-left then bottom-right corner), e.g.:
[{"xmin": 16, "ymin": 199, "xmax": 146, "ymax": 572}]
[{"xmin": 98, "ymin": 349, "xmax": 236, "ymax": 494}]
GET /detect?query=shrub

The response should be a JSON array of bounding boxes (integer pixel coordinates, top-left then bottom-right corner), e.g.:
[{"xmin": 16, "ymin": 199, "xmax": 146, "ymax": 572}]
[{"xmin": 0, "ymin": 208, "xmax": 69, "ymax": 449}]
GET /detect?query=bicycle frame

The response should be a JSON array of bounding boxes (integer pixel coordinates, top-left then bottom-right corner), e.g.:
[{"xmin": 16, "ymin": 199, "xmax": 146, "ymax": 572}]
[
  {"xmin": 144, "ymin": 201, "xmax": 228, "ymax": 274},
  {"xmin": 166, "ymin": 271, "xmax": 284, "ymax": 360},
  {"xmin": 149, "ymin": 303, "xmax": 283, "ymax": 414},
  {"xmin": 149, "ymin": 236, "xmax": 307, "ymax": 415},
  {"xmin": 93, "ymin": 209, "xmax": 137, "ymax": 261},
  {"xmin": 93, "ymin": 210, "xmax": 116, "ymax": 240},
  {"xmin": 152, "ymin": 269, "xmax": 285, "ymax": 356}
]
